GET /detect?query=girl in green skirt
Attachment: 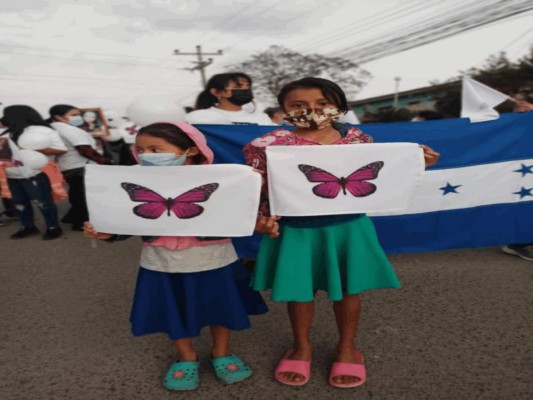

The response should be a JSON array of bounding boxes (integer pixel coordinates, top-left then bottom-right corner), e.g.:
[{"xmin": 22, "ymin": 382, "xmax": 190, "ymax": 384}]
[{"xmin": 243, "ymin": 77, "xmax": 440, "ymax": 388}]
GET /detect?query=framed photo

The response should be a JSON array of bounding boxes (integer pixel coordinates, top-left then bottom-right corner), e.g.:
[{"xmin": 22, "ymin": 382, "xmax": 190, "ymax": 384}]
[{"xmin": 79, "ymin": 108, "xmax": 110, "ymax": 137}]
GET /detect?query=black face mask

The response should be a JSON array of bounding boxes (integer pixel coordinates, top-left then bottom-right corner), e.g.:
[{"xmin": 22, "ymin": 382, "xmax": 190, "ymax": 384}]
[{"xmin": 227, "ymin": 89, "xmax": 254, "ymax": 106}]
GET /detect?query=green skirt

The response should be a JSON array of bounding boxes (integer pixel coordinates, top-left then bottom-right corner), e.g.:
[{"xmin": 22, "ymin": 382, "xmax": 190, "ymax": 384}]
[{"xmin": 252, "ymin": 215, "xmax": 401, "ymax": 302}]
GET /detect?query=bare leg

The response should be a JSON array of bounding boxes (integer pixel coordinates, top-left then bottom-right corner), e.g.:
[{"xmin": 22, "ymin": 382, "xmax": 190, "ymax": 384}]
[
  {"xmin": 278, "ymin": 301, "xmax": 315, "ymax": 383},
  {"xmin": 173, "ymin": 338, "xmax": 197, "ymax": 362},
  {"xmin": 210, "ymin": 326, "xmax": 231, "ymax": 358},
  {"xmin": 332, "ymin": 293, "xmax": 363, "ymax": 385}
]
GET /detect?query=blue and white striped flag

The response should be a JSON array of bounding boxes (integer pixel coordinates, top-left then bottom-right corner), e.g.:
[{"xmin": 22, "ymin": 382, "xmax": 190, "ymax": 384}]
[{"xmin": 194, "ymin": 112, "xmax": 533, "ymax": 256}]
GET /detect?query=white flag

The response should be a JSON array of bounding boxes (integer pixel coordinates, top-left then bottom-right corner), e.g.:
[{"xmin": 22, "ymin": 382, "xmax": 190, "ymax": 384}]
[
  {"xmin": 266, "ymin": 143, "xmax": 424, "ymax": 216},
  {"xmin": 461, "ymin": 76, "xmax": 510, "ymax": 122},
  {"xmin": 85, "ymin": 164, "xmax": 261, "ymax": 236}
]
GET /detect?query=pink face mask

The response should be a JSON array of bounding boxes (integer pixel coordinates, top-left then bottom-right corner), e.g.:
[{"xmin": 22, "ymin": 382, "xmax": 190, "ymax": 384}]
[{"xmin": 286, "ymin": 108, "xmax": 342, "ymax": 130}]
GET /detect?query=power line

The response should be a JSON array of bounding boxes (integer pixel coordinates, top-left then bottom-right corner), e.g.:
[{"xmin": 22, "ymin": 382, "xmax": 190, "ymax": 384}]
[
  {"xmin": 294, "ymin": 0, "xmax": 428, "ymax": 53},
  {"xmin": 0, "ymin": 42, "xmax": 174, "ymax": 63},
  {"xmin": 0, "ymin": 48, "xmax": 180, "ymax": 70},
  {"xmin": 331, "ymin": 0, "xmax": 533, "ymax": 64},
  {"xmin": 329, "ymin": 0, "xmax": 499, "ymax": 58}
]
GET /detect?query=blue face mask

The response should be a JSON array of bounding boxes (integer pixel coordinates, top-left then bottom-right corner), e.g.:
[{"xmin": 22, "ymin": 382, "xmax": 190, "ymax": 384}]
[
  {"xmin": 138, "ymin": 152, "xmax": 187, "ymax": 166},
  {"xmin": 68, "ymin": 116, "xmax": 84, "ymax": 127}
]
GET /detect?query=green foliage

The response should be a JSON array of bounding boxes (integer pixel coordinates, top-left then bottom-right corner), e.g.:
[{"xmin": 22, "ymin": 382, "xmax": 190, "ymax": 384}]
[{"xmin": 436, "ymin": 47, "xmax": 533, "ymax": 117}]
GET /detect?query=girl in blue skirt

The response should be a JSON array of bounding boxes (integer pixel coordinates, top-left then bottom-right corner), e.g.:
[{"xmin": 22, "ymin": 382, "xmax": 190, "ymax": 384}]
[
  {"xmin": 243, "ymin": 78, "xmax": 439, "ymax": 388},
  {"xmin": 85, "ymin": 122, "xmax": 267, "ymax": 391}
]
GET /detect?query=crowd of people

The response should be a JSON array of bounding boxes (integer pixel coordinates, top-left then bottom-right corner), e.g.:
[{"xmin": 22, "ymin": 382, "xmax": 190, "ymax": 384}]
[{"xmin": 0, "ymin": 72, "xmax": 529, "ymax": 392}]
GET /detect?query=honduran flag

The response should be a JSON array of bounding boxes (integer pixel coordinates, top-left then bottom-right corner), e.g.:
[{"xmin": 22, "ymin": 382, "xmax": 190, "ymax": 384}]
[{"xmin": 194, "ymin": 111, "xmax": 533, "ymax": 256}]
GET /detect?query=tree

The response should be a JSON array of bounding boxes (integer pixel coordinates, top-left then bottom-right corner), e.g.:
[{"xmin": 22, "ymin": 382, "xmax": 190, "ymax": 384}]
[
  {"xmin": 434, "ymin": 47, "xmax": 533, "ymax": 117},
  {"xmin": 226, "ymin": 46, "xmax": 371, "ymax": 104}
]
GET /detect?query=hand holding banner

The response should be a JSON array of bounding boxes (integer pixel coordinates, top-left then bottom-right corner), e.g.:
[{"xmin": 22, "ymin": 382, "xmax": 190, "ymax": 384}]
[{"xmin": 85, "ymin": 164, "xmax": 261, "ymax": 236}]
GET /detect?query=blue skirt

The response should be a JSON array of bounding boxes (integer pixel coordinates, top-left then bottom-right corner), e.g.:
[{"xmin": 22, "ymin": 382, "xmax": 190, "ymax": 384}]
[{"xmin": 130, "ymin": 261, "xmax": 268, "ymax": 340}]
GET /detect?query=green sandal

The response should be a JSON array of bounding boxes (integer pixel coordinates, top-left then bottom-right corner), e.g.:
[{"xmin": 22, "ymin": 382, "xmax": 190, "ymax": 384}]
[
  {"xmin": 163, "ymin": 360, "xmax": 200, "ymax": 391},
  {"xmin": 210, "ymin": 353, "xmax": 252, "ymax": 384}
]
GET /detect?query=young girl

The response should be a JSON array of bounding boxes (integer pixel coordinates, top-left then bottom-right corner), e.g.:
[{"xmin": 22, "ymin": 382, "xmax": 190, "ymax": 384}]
[
  {"xmin": 84, "ymin": 122, "xmax": 267, "ymax": 391},
  {"xmin": 49, "ymin": 104, "xmax": 112, "ymax": 231},
  {"xmin": 243, "ymin": 77, "xmax": 439, "ymax": 388},
  {"xmin": 186, "ymin": 73, "xmax": 272, "ymax": 125}
]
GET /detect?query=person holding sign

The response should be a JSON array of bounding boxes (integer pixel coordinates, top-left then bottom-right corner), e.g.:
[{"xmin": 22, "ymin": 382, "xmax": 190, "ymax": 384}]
[
  {"xmin": 84, "ymin": 122, "xmax": 267, "ymax": 391},
  {"xmin": 49, "ymin": 104, "xmax": 112, "ymax": 231},
  {"xmin": 244, "ymin": 78, "xmax": 439, "ymax": 388}
]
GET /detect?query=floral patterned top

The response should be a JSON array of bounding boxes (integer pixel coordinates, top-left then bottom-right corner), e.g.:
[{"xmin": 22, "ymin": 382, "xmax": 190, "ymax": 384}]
[{"xmin": 243, "ymin": 127, "xmax": 374, "ymax": 217}]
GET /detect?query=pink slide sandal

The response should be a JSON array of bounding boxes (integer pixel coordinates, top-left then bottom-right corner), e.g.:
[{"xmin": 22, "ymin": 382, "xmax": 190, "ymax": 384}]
[
  {"xmin": 274, "ymin": 350, "xmax": 311, "ymax": 386},
  {"xmin": 329, "ymin": 352, "xmax": 366, "ymax": 388}
]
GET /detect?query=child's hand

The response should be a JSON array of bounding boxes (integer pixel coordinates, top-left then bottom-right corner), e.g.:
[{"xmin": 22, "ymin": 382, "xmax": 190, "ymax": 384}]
[
  {"xmin": 420, "ymin": 145, "xmax": 440, "ymax": 168},
  {"xmin": 513, "ymin": 100, "xmax": 533, "ymax": 113},
  {"xmin": 83, "ymin": 221, "xmax": 113, "ymax": 240},
  {"xmin": 255, "ymin": 215, "xmax": 281, "ymax": 238}
]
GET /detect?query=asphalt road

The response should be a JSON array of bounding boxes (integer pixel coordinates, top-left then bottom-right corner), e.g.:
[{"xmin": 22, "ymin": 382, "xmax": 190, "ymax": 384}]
[{"xmin": 1, "ymin": 206, "xmax": 532, "ymax": 400}]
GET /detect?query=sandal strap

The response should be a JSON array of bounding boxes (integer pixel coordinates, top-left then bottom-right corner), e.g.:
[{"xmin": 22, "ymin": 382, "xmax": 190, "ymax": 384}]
[
  {"xmin": 330, "ymin": 361, "xmax": 366, "ymax": 381},
  {"xmin": 210, "ymin": 353, "xmax": 252, "ymax": 384}
]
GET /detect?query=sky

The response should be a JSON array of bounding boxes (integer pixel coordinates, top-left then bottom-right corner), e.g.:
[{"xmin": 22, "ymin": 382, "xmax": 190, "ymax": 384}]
[{"xmin": 0, "ymin": 0, "xmax": 532, "ymax": 116}]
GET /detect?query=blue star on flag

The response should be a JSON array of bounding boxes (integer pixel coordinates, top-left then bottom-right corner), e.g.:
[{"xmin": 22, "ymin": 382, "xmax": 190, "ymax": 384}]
[
  {"xmin": 513, "ymin": 164, "xmax": 533, "ymax": 177},
  {"xmin": 439, "ymin": 182, "xmax": 461, "ymax": 195},
  {"xmin": 513, "ymin": 187, "xmax": 533, "ymax": 199}
]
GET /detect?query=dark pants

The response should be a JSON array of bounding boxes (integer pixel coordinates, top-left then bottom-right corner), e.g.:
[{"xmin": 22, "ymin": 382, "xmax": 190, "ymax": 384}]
[
  {"xmin": 7, "ymin": 173, "xmax": 59, "ymax": 229},
  {"xmin": 61, "ymin": 168, "xmax": 88, "ymax": 226},
  {"xmin": 1, "ymin": 197, "xmax": 17, "ymax": 217},
  {"xmin": 509, "ymin": 243, "xmax": 533, "ymax": 249}
]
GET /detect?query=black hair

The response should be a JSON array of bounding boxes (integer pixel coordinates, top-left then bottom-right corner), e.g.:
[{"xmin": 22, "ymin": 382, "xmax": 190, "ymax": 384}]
[
  {"xmin": 137, "ymin": 122, "xmax": 205, "ymax": 164},
  {"xmin": 277, "ymin": 77, "xmax": 349, "ymax": 113},
  {"xmin": 1, "ymin": 105, "xmax": 51, "ymax": 144},
  {"xmin": 264, "ymin": 107, "xmax": 281, "ymax": 118},
  {"xmin": 417, "ymin": 110, "xmax": 444, "ymax": 120},
  {"xmin": 194, "ymin": 72, "xmax": 253, "ymax": 110},
  {"xmin": 48, "ymin": 104, "xmax": 78, "ymax": 123}
]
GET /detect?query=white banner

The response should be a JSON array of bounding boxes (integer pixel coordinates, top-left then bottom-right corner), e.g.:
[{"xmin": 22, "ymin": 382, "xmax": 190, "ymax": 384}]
[
  {"xmin": 461, "ymin": 76, "xmax": 510, "ymax": 123},
  {"xmin": 85, "ymin": 164, "xmax": 261, "ymax": 236},
  {"xmin": 266, "ymin": 143, "xmax": 424, "ymax": 216}
]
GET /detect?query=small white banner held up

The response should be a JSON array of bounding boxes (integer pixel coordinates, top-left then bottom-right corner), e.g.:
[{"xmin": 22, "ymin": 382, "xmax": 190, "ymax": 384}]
[
  {"xmin": 85, "ymin": 164, "xmax": 261, "ymax": 236},
  {"xmin": 266, "ymin": 143, "xmax": 424, "ymax": 216},
  {"xmin": 461, "ymin": 76, "xmax": 510, "ymax": 122}
]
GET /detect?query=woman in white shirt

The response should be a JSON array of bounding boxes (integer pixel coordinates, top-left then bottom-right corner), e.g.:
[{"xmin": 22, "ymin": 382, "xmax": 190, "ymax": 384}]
[
  {"xmin": 186, "ymin": 73, "xmax": 272, "ymax": 125},
  {"xmin": 49, "ymin": 104, "xmax": 112, "ymax": 231},
  {"xmin": 0, "ymin": 105, "xmax": 67, "ymax": 240}
]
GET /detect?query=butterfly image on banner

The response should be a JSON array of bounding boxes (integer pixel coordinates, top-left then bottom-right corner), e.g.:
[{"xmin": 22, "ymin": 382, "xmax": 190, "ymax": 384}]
[
  {"xmin": 298, "ymin": 162, "xmax": 384, "ymax": 199},
  {"xmin": 121, "ymin": 182, "xmax": 219, "ymax": 219}
]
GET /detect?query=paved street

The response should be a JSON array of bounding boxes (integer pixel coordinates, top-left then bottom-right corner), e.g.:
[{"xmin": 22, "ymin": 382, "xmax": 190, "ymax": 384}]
[{"xmin": 1, "ymin": 207, "xmax": 532, "ymax": 400}]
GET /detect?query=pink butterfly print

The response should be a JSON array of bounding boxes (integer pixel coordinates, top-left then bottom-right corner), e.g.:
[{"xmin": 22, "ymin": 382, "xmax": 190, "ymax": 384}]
[
  {"xmin": 298, "ymin": 162, "xmax": 384, "ymax": 199},
  {"xmin": 121, "ymin": 182, "xmax": 219, "ymax": 219}
]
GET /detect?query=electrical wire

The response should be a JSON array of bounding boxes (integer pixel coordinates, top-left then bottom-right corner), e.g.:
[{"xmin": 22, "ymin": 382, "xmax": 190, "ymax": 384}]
[{"xmin": 330, "ymin": 0, "xmax": 533, "ymax": 63}]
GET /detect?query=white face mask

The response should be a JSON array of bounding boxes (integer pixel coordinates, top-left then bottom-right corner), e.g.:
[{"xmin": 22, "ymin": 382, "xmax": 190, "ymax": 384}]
[
  {"xmin": 68, "ymin": 116, "xmax": 84, "ymax": 127},
  {"xmin": 138, "ymin": 152, "xmax": 187, "ymax": 166}
]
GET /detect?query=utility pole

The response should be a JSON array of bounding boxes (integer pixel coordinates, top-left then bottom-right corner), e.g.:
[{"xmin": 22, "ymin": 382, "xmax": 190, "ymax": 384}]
[
  {"xmin": 393, "ymin": 76, "xmax": 401, "ymax": 109},
  {"xmin": 174, "ymin": 45, "xmax": 223, "ymax": 88}
]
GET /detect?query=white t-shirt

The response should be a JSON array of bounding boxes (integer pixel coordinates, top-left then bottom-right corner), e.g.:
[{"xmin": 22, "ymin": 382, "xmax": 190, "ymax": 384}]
[
  {"xmin": 139, "ymin": 242, "xmax": 238, "ymax": 273},
  {"xmin": 51, "ymin": 122, "xmax": 97, "ymax": 171},
  {"xmin": 5, "ymin": 126, "xmax": 67, "ymax": 179},
  {"xmin": 186, "ymin": 107, "xmax": 273, "ymax": 125}
]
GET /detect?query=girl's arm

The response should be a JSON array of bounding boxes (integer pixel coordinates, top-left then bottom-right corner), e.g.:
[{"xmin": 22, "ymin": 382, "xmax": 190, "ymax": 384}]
[
  {"xmin": 38, "ymin": 147, "xmax": 67, "ymax": 156},
  {"xmin": 75, "ymin": 145, "xmax": 112, "ymax": 164},
  {"xmin": 244, "ymin": 140, "xmax": 281, "ymax": 237}
]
